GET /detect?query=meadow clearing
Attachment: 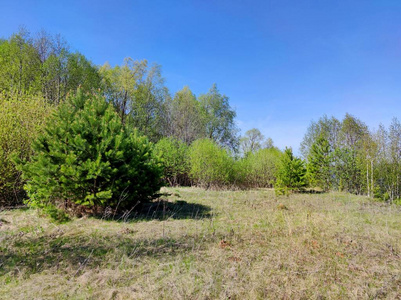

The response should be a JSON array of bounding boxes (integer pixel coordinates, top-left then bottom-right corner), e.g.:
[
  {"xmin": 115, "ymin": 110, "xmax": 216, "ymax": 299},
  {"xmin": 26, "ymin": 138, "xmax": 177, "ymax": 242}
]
[{"xmin": 1, "ymin": 188, "xmax": 400, "ymax": 299}]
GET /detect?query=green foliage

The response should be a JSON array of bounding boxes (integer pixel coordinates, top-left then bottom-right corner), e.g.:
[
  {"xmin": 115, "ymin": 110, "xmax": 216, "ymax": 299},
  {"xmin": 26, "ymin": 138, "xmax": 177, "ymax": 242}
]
[
  {"xmin": 66, "ymin": 52, "xmax": 102, "ymax": 92},
  {"xmin": 307, "ymin": 136, "xmax": 332, "ymax": 191},
  {"xmin": 154, "ymin": 137, "xmax": 190, "ymax": 186},
  {"xmin": 237, "ymin": 147, "xmax": 282, "ymax": 188},
  {"xmin": 300, "ymin": 115, "xmax": 341, "ymax": 159},
  {"xmin": 240, "ymin": 128, "xmax": 264, "ymax": 155},
  {"xmin": 0, "ymin": 93, "xmax": 52, "ymax": 205},
  {"xmin": 332, "ymin": 147, "xmax": 362, "ymax": 194},
  {"xmin": 339, "ymin": 113, "xmax": 369, "ymax": 150},
  {"xmin": 275, "ymin": 148, "xmax": 307, "ymax": 195},
  {"xmin": 20, "ymin": 90, "xmax": 163, "ymax": 215},
  {"xmin": 0, "ymin": 30, "xmax": 102, "ymax": 104},
  {"xmin": 0, "ymin": 33, "xmax": 42, "ymax": 96},
  {"xmin": 99, "ymin": 58, "xmax": 168, "ymax": 141},
  {"xmin": 199, "ymin": 84, "xmax": 239, "ymax": 151},
  {"xmin": 188, "ymin": 139, "xmax": 234, "ymax": 188},
  {"xmin": 165, "ymin": 86, "xmax": 205, "ymax": 144}
]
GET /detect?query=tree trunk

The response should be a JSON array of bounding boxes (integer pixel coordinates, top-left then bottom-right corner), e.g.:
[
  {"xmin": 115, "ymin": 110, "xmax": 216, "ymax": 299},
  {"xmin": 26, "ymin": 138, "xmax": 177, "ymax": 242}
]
[
  {"xmin": 366, "ymin": 161, "xmax": 369, "ymax": 197},
  {"xmin": 370, "ymin": 160, "xmax": 374, "ymax": 198}
]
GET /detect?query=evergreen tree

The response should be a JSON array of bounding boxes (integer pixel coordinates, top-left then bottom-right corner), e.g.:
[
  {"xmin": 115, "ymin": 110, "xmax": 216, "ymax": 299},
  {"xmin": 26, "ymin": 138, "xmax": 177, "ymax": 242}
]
[
  {"xmin": 275, "ymin": 148, "xmax": 307, "ymax": 195},
  {"xmin": 307, "ymin": 136, "xmax": 331, "ymax": 191},
  {"xmin": 20, "ymin": 90, "xmax": 163, "ymax": 216}
]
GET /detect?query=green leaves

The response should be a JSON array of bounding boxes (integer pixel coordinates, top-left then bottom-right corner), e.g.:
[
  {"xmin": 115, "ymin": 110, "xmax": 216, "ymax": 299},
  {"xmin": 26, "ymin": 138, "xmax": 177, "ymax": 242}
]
[
  {"xmin": 199, "ymin": 84, "xmax": 238, "ymax": 151},
  {"xmin": 154, "ymin": 137, "xmax": 190, "ymax": 186},
  {"xmin": 188, "ymin": 139, "xmax": 234, "ymax": 188},
  {"xmin": 0, "ymin": 93, "xmax": 53, "ymax": 205}
]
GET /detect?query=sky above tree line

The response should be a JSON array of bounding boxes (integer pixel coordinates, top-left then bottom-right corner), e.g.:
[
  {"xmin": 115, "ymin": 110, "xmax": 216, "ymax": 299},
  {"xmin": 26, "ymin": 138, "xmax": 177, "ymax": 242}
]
[{"xmin": 1, "ymin": 0, "xmax": 401, "ymax": 152}]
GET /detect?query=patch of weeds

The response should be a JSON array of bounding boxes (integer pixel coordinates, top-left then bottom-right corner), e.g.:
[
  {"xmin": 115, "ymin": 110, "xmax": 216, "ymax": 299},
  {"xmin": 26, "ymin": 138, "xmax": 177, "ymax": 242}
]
[{"xmin": 43, "ymin": 205, "xmax": 70, "ymax": 223}]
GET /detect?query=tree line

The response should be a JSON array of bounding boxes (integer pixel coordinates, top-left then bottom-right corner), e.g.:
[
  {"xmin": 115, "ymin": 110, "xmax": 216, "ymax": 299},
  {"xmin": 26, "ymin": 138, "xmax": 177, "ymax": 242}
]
[
  {"xmin": 301, "ymin": 114, "xmax": 401, "ymax": 202},
  {"xmin": 0, "ymin": 29, "xmax": 242, "ymax": 210},
  {"xmin": 0, "ymin": 29, "xmax": 400, "ymax": 218}
]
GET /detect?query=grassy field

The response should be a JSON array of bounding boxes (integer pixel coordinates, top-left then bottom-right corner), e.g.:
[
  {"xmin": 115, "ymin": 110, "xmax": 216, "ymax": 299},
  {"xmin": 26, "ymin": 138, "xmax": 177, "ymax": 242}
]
[{"xmin": 1, "ymin": 188, "xmax": 400, "ymax": 299}]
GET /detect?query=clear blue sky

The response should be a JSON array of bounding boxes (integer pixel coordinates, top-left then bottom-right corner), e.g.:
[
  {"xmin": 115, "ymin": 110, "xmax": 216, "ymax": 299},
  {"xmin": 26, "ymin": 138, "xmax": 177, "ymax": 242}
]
[{"xmin": 1, "ymin": 0, "xmax": 401, "ymax": 152}]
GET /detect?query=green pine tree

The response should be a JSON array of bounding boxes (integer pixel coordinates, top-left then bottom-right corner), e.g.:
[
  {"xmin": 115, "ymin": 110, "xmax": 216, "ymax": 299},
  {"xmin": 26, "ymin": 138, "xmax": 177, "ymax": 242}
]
[{"xmin": 19, "ymin": 89, "xmax": 163, "ymax": 217}]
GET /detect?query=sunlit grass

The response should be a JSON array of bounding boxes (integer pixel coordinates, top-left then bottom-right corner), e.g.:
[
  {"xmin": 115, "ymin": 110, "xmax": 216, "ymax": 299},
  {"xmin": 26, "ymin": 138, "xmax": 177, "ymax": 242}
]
[{"xmin": 1, "ymin": 188, "xmax": 400, "ymax": 299}]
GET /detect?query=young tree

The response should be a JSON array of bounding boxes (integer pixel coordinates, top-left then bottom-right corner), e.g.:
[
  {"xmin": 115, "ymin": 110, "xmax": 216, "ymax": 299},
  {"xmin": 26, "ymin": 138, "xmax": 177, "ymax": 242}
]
[
  {"xmin": 307, "ymin": 136, "xmax": 332, "ymax": 191},
  {"xmin": 20, "ymin": 90, "xmax": 163, "ymax": 217},
  {"xmin": 275, "ymin": 148, "xmax": 307, "ymax": 195}
]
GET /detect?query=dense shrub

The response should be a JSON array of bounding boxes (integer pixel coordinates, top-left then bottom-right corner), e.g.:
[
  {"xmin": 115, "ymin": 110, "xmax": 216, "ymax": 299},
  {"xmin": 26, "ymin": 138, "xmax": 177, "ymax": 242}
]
[
  {"xmin": 188, "ymin": 138, "xmax": 234, "ymax": 188},
  {"xmin": 238, "ymin": 148, "xmax": 282, "ymax": 188},
  {"xmin": 0, "ymin": 92, "xmax": 52, "ymax": 206},
  {"xmin": 20, "ymin": 90, "xmax": 163, "ymax": 216},
  {"xmin": 154, "ymin": 137, "xmax": 190, "ymax": 186}
]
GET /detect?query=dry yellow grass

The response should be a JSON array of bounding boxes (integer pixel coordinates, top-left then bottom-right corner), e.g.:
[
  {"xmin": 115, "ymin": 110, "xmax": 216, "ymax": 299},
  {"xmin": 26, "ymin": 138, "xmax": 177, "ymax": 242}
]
[{"xmin": 1, "ymin": 188, "xmax": 400, "ymax": 299}]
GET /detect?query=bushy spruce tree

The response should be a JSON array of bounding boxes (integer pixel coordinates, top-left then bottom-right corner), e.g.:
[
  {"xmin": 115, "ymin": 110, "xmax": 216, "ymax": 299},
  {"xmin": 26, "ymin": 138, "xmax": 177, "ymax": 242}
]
[
  {"xmin": 275, "ymin": 147, "xmax": 307, "ymax": 195},
  {"xmin": 20, "ymin": 90, "xmax": 163, "ymax": 216}
]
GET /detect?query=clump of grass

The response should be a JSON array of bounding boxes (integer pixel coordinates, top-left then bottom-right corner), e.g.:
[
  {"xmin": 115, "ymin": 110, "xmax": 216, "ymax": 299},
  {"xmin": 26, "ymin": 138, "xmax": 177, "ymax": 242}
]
[{"xmin": 0, "ymin": 188, "xmax": 400, "ymax": 299}]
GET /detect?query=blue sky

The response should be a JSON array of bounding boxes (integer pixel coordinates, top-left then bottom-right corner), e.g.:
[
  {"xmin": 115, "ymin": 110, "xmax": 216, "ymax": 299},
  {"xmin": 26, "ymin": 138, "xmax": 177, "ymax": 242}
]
[{"xmin": 1, "ymin": 0, "xmax": 401, "ymax": 152}]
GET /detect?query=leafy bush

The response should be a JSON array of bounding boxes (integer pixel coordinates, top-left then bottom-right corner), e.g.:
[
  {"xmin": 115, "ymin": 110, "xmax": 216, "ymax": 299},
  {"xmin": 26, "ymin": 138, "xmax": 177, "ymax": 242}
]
[
  {"xmin": 20, "ymin": 90, "xmax": 163, "ymax": 216},
  {"xmin": 188, "ymin": 138, "xmax": 234, "ymax": 188},
  {"xmin": 0, "ymin": 92, "xmax": 52, "ymax": 206},
  {"xmin": 275, "ymin": 148, "xmax": 307, "ymax": 195},
  {"xmin": 237, "ymin": 148, "xmax": 282, "ymax": 188},
  {"xmin": 154, "ymin": 137, "xmax": 190, "ymax": 186}
]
